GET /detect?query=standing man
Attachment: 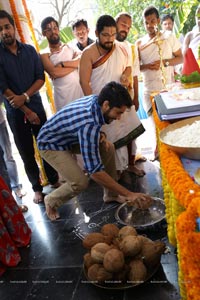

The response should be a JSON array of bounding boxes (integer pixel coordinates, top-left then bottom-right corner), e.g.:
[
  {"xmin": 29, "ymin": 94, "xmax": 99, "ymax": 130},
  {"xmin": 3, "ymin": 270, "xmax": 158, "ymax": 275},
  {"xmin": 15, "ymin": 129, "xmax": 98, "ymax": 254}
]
[
  {"xmin": 182, "ymin": 6, "xmax": 200, "ymax": 60},
  {"xmin": 0, "ymin": 10, "xmax": 59, "ymax": 204},
  {"xmin": 136, "ymin": 5, "xmax": 183, "ymax": 115},
  {"xmin": 161, "ymin": 14, "xmax": 174, "ymax": 31},
  {"xmin": 136, "ymin": 6, "xmax": 183, "ymax": 160},
  {"xmin": 79, "ymin": 15, "xmax": 145, "ymax": 174},
  {"xmin": 161, "ymin": 13, "xmax": 183, "ymax": 74},
  {"xmin": 71, "ymin": 19, "xmax": 94, "ymax": 52},
  {"xmin": 40, "ymin": 17, "xmax": 83, "ymax": 111},
  {"xmin": 161, "ymin": 14, "xmax": 184, "ymax": 45},
  {"xmin": 37, "ymin": 81, "xmax": 152, "ymax": 221},
  {"xmin": 115, "ymin": 12, "xmax": 145, "ymax": 176}
]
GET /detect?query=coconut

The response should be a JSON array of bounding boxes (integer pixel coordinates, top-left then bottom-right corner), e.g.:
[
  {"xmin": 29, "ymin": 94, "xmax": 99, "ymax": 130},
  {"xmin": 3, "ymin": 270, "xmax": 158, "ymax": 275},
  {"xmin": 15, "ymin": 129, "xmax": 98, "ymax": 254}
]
[
  {"xmin": 103, "ymin": 248, "xmax": 125, "ymax": 273},
  {"xmin": 118, "ymin": 226, "xmax": 137, "ymax": 240},
  {"xmin": 141, "ymin": 240, "xmax": 166, "ymax": 268},
  {"xmin": 120, "ymin": 235, "xmax": 142, "ymax": 257},
  {"xmin": 87, "ymin": 263, "xmax": 113, "ymax": 283},
  {"xmin": 82, "ymin": 232, "xmax": 105, "ymax": 249},
  {"xmin": 101, "ymin": 223, "xmax": 119, "ymax": 239},
  {"xmin": 128, "ymin": 259, "xmax": 147, "ymax": 283},
  {"xmin": 114, "ymin": 264, "xmax": 130, "ymax": 283},
  {"xmin": 91, "ymin": 242, "xmax": 111, "ymax": 263},
  {"xmin": 83, "ymin": 252, "xmax": 95, "ymax": 269}
]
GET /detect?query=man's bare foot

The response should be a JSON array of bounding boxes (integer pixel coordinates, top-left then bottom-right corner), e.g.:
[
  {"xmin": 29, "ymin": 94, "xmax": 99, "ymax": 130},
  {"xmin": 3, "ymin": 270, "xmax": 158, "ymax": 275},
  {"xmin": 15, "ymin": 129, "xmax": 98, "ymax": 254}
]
[
  {"xmin": 44, "ymin": 197, "xmax": 60, "ymax": 221},
  {"xmin": 127, "ymin": 165, "xmax": 146, "ymax": 177},
  {"xmin": 33, "ymin": 191, "xmax": 44, "ymax": 204},
  {"xmin": 14, "ymin": 187, "xmax": 26, "ymax": 198},
  {"xmin": 135, "ymin": 154, "xmax": 147, "ymax": 162},
  {"xmin": 103, "ymin": 195, "xmax": 126, "ymax": 204}
]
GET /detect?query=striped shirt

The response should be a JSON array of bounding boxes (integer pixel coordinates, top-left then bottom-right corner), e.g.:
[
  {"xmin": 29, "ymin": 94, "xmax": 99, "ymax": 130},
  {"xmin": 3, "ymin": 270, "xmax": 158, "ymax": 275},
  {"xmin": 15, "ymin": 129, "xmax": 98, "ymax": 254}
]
[{"xmin": 37, "ymin": 95, "xmax": 105, "ymax": 174}]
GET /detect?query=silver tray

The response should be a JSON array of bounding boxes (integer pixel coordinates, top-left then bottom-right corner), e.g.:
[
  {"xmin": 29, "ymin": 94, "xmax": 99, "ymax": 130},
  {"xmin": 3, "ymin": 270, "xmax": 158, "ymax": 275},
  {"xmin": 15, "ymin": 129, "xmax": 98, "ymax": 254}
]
[{"xmin": 115, "ymin": 197, "xmax": 165, "ymax": 229}]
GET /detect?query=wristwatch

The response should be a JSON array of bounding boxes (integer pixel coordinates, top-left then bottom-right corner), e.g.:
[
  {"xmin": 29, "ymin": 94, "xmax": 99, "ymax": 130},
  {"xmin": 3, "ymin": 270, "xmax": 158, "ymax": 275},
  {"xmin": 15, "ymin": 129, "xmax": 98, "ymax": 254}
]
[
  {"xmin": 23, "ymin": 92, "xmax": 30, "ymax": 103},
  {"xmin": 164, "ymin": 60, "xmax": 170, "ymax": 67}
]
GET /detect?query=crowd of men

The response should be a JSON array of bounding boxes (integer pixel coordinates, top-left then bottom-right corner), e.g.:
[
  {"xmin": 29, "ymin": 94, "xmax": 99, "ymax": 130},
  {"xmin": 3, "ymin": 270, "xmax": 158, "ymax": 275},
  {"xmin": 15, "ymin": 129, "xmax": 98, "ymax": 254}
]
[{"xmin": 0, "ymin": 5, "xmax": 199, "ymax": 220}]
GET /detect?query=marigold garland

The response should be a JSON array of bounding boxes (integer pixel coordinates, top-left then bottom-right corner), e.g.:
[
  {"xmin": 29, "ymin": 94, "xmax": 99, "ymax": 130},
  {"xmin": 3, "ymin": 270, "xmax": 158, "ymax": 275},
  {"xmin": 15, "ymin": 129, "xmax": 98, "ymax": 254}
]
[
  {"xmin": 152, "ymin": 99, "xmax": 200, "ymax": 300},
  {"xmin": 44, "ymin": 74, "xmax": 56, "ymax": 113},
  {"xmin": 9, "ymin": 0, "xmax": 25, "ymax": 43},
  {"xmin": 176, "ymin": 198, "xmax": 200, "ymax": 300},
  {"xmin": 21, "ymin": 0, "xmax": 39, "ymax": 52}
]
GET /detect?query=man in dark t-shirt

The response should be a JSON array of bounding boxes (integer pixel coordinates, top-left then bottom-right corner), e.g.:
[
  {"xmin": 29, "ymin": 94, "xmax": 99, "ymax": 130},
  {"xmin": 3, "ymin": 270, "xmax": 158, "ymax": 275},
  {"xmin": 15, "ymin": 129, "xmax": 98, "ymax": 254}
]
[{"xmin": 72, "ymin": 19, "xmax": 94, "ymax": 51}]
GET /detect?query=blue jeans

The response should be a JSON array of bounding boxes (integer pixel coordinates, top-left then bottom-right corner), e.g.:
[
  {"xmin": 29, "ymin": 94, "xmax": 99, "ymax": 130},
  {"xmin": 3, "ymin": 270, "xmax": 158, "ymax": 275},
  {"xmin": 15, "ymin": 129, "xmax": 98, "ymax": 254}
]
[{"xmin": 0, "ymin": 121, "xmax": 20, "ymax": 190}]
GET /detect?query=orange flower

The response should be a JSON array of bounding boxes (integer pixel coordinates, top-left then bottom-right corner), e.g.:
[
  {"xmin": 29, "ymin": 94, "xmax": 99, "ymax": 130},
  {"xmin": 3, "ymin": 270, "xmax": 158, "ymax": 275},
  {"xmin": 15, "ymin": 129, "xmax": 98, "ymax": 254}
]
[
  {"xmin": 176, "ymin": 199, "xmax": 200, "ymax": 300},
  {"xmin": 21, "ymin": 0, "xmax": 39, "ymax": 51},
  {"xmin": 152, "ymin": 98, "xmax": 200, "ymax": 300},
  {"xmin": 9, "ymin": 0, "xmax": 25, "ymax": 42}
]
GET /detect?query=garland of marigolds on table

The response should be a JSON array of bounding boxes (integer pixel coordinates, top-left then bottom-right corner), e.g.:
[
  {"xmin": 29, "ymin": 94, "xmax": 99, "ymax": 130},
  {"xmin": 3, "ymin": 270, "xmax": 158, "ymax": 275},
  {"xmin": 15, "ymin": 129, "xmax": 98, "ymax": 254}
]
[
  {"xmin": 176, "ymin": 198, "xmax": 200, "ymax": 300},
  {"xmin": 152, "ymin": 99, "xmax": 200, "ymax": 300}
]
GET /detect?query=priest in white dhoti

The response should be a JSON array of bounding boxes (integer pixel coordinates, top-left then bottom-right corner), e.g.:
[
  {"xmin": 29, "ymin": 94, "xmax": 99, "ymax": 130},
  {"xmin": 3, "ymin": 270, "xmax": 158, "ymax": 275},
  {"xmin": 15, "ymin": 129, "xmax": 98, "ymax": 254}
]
[{"xmin": 79, "ymin": 15, "xmax": 145, "ymax": 174}]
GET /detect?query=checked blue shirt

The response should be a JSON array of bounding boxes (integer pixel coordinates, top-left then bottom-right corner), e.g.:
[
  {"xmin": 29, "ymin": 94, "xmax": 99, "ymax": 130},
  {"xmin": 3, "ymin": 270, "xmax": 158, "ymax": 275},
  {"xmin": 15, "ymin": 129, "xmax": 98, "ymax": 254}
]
[{"xmin": 37, "ymin": 95, "xmax": 105, "ymax": 174}]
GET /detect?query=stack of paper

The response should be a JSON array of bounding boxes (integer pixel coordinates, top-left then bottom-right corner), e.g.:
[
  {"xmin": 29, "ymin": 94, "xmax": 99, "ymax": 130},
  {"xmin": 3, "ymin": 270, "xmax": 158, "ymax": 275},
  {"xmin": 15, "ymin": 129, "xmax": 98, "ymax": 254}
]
[{"xmin": 155, "ymin": 88, "xmax": 200, "ymax": 121}]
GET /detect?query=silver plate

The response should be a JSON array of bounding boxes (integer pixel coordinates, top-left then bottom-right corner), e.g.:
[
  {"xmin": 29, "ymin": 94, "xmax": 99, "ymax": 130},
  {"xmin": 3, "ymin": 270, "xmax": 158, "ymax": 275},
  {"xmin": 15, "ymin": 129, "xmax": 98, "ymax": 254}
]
[{"xmin": 115, "ymin": 197, "xmax": 165, "ymax": 229}]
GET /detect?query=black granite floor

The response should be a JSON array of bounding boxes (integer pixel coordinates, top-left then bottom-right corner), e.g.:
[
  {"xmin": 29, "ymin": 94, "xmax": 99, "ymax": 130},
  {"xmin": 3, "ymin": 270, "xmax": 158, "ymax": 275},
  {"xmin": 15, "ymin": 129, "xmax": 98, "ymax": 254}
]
[{"xmin": 0, "ymin": 160, "xmax": 180, "ymax": 300}]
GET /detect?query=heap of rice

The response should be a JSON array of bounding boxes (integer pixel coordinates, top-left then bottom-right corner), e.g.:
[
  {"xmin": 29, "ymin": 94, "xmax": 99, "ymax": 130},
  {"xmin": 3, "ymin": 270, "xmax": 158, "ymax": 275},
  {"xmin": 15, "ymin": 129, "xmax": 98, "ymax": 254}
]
[{"xmin": 163, "ymin": 120, "xmax": 200, "ymax": 147}]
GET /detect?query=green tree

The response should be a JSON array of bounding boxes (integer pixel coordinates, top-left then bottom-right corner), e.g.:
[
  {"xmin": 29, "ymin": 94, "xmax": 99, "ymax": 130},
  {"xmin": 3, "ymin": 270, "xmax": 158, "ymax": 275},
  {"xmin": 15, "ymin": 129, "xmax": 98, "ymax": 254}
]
[
  {"xmin": 94, "ymin": 0, "xmax": 199, "ymax": 42},
  {"xmin": 27, "ymin": 0, "xmax": 94, "ymax": 44}
]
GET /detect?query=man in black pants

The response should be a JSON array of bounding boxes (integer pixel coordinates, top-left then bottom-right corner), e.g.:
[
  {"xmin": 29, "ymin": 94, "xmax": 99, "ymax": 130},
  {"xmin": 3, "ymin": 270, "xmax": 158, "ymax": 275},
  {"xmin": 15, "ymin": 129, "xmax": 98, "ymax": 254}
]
[{"xmin": 0, "ymin": 10, "xmax": 59, "ymax": 203}]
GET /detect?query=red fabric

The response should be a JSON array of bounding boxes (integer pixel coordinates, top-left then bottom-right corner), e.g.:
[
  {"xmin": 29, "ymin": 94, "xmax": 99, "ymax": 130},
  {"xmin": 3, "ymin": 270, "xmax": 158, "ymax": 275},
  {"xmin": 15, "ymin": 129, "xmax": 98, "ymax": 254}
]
[
  {"xmin": 182, "ymin": 48, "xmax": 200, "ymax": 75},
  {"xmin": 0, "ymin": 176, "xmax": 31, "ymax": 276}
]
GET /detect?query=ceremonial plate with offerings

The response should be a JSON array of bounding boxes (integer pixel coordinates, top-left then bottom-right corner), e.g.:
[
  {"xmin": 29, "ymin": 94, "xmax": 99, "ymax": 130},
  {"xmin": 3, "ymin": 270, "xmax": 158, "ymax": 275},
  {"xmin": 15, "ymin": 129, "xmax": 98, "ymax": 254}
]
[
  {"xmin": 82, "ymin": 223, "xmax": 166, "ymax": 290},
  {"xmin": 115, "ymin": 197, "xmax": 165, "ymax": 230}
]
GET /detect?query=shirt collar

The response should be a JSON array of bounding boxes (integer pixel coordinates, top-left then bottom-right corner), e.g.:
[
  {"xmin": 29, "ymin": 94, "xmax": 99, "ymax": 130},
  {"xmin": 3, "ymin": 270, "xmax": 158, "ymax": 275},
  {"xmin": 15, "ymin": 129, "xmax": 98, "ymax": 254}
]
[
  {"xmin": 1, "ymin": 39, "xmax": 22, "ymax": 51},
  {"xmin": 77, "ymin": 38, "xmax": 92, "ymax": 51}
]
